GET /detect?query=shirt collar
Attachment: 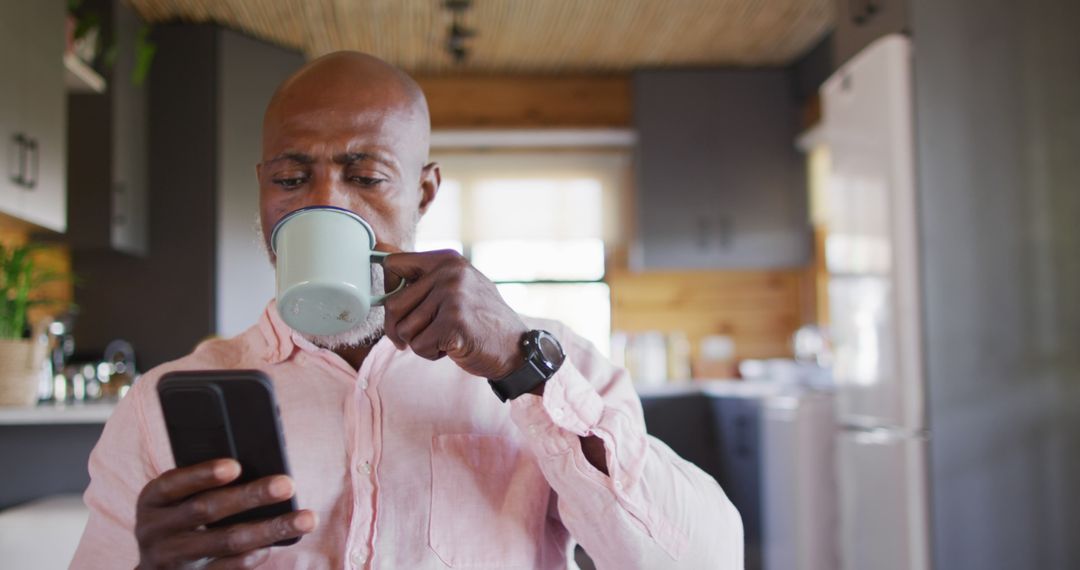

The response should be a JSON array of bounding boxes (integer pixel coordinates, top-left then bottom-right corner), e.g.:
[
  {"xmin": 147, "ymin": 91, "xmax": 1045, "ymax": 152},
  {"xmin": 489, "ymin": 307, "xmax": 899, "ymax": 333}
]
[{"xmin": 259, "ymin": 300, "xmax": 298, "ymax": 364}]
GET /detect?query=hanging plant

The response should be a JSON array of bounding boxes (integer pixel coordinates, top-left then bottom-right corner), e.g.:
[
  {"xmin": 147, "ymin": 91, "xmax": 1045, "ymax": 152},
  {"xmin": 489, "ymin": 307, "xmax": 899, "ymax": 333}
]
[
  {"xmin": 69, "ymin": 0, "xmax": 157, "ymax": 87},
  {"xmin": 131, "ymin": 24, "xmax": 157, "ymax": 87}
]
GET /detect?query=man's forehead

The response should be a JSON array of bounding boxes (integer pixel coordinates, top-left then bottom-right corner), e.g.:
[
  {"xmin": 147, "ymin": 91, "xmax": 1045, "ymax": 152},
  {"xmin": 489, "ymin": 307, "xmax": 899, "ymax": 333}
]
[
  {"xmin": 261, "ymin": 51, "xmax": 431, "ymax": 167},
  {"xmin": 267, "ymin": 101, "xmax": 417, "ymax": 128},
  {"xmin": 262, "ymin": 106, "xmax": 420, "ymax": 157},
  {"xmin": 264, "ymin": 62, "xmax": 427, "ymax": 136}
]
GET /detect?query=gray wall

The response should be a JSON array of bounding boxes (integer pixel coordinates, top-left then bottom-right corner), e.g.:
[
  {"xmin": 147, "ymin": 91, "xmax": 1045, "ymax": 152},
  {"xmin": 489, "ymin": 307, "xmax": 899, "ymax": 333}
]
[
  {"xmin": 912, "ymin": 0, "xmax": 1080, "ymax": 568},
  {"xmin": 216, "ymin": 32, "xmax": 303, "ymax": 337}
]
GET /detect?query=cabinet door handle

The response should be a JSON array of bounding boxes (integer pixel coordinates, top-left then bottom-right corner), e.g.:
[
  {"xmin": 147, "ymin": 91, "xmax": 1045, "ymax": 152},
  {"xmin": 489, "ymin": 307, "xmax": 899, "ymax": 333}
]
[
  {"xmin": 734, "ymin": 415, "xmax": 752, "ymax": 458},
  {"xmin": 24, "ymin": 137, "xmax": 39, "ymax": 190},
  {"xmin": 9, "ymin": 133, "xmax": 27, "ymax": 186}
]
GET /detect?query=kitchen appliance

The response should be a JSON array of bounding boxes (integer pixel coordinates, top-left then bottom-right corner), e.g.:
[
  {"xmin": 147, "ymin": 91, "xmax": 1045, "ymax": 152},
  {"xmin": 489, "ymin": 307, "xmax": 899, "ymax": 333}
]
[
  {"xmin": 761, "ymin": 389, "xmax": 838, "ymax": 570},
  {"xmin": 636, "ymin": 381, "xmax": 837, "ymax": 570},
  {"xmin": 817, "ymin": 34, "xmax": 931, "ymax": 570}
]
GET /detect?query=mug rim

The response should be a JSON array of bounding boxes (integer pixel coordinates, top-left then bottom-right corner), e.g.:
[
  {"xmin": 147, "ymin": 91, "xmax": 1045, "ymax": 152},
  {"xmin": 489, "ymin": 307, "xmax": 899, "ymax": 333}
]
[{"xmin": 270, "ymin": 206, "xmax": 377, "ymax": 254}]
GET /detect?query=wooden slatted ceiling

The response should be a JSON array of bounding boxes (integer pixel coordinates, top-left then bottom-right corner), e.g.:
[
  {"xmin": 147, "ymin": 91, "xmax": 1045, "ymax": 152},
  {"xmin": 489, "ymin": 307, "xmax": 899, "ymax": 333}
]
[{"xmin": 127, "ymin": 0, "xmax": 834, "ymax": 72}]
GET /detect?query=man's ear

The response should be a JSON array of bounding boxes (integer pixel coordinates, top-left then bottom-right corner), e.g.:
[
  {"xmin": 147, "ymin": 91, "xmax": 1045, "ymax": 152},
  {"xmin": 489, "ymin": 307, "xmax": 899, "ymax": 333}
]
[{"xmin": 418, "ymin": 162, "xmax": 441, "ymax": 216}]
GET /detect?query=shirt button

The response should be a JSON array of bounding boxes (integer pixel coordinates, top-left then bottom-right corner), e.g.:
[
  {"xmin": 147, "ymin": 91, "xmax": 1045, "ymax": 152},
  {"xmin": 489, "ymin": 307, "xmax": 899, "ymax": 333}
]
[
  {"xmin": 528, "ymin": 424, "xmax": 541, "ymax": 435},
  {"xmin": 356, "ymin": 461, "xmax": 372, "ymax": 475},
  {"xmin": 350, "ymin": 548, "xmax": 367, "ymax": 566},
  {"xmin": 614, "ymin": 480, "xmax": 624, "ymax": 491},
  {"xmin": 551, "ymin": 407, "xmax": 565, "ymax": 420}
]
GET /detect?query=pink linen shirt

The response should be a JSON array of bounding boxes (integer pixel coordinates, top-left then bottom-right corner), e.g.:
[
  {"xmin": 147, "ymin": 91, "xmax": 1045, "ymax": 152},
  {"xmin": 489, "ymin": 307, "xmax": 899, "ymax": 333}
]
[{"xmin": 72, "ymin": 301, "xmax": 742, "ymax": 569}]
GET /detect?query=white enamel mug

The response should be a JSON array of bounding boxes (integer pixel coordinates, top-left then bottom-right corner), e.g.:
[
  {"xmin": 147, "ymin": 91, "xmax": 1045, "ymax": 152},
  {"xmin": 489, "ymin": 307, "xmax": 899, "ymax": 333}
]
[{"xmin": 270, "ymin": 206, "xmax": 403, "ymax": 336}]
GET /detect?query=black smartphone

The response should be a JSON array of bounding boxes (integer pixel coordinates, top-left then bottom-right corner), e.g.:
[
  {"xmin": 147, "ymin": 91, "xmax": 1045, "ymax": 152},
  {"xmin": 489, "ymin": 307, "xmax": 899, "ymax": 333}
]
[{"xmin": 157, "ymin": 370, "xmax": 300, "ymax": 546}]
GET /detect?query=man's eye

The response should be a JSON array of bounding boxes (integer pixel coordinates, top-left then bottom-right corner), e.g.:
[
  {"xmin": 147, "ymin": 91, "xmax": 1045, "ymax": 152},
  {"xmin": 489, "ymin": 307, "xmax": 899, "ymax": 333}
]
[
  {"xmin": 350, "ymin": 176, "xmax": 385, "ymax": 187},
  {"xmin": 273, "ymin": 177, "xmax": 306, "ymax": 189}
]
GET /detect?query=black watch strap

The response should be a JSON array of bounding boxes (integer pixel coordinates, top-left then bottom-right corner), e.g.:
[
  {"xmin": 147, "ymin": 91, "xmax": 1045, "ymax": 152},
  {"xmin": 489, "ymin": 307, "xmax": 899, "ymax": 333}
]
[
  {"xmin": 488, "ymin": 359, "xmax": 549, "ymax": 402},
  {"xmin": 488, "ymin": 330, "xmax": 564, "ymax": 402}
]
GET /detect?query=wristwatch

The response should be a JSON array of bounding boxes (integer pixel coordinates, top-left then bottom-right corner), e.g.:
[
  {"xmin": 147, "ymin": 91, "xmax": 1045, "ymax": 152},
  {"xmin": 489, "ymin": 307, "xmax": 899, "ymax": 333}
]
[{"xmin": 488, "ymin": 330, "xmax": 565, "ymax": 402}]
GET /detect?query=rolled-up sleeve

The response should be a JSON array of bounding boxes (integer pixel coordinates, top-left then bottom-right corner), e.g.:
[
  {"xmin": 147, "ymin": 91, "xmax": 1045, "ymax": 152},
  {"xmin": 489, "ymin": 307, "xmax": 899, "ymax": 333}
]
[{"xmin": 509, "ymin": 324, "xmax": 743, "ymax": 569}]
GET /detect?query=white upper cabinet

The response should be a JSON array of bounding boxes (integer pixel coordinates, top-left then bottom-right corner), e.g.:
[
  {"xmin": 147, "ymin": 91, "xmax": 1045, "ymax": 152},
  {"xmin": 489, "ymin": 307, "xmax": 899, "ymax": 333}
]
[{"xmin": 0, "ymin": 0, "xmax": 67, "ymax": 233}]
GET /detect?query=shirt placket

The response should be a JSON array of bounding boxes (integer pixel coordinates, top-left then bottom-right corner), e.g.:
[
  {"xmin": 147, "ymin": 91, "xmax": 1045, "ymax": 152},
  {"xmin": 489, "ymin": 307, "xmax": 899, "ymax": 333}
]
[{"xmin": 346, "ymin": 359, "xmax": 384, "ymax": 569}]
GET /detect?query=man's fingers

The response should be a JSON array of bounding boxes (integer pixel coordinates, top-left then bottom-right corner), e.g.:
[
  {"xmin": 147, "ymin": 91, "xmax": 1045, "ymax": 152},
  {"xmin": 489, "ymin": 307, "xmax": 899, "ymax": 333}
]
[
  {"xmin": 139, "ymin": 459, "xmax": 241, "ymax": 508},
  {"xmin": 180, "ymin": 475, "xmax": 296, "ymax": 528},
  {"xmin": 382, "ymin": 273, "xmax": 437, "ymax": 349},
  {"xmin": 138, "ymin": 472, "xmax": 294, "ymax": 542},
  {"xmin": 166, "ymin": 509, "xmax": 315, "ymax": 561},
  {"xmin": 205, "ymin": 548, "xmax": 271, "ymax": 570},
  {"xmin": 381, "ymin": 249, "xmax": 464, "ymax": 283},
  {"xmin": 191, "ymin": 510, "xmax": 318, "ymax": 559},
  {"xmin": 389, "ymin": 291, "xmax": 440, "ymax": 348},
  {"xmin": 408, "ymin": 321, "xmax": 450, "ymax": 362},
  {"xmin": 410, "ymin": 305, "xmax": 469, "ymax": 362}
]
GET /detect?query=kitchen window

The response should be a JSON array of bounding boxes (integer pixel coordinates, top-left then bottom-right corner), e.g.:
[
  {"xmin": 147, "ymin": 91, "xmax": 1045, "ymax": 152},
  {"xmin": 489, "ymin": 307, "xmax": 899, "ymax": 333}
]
[{"xmin": 415, "ymin": 151, "xmax": 630, "ymax": 356}]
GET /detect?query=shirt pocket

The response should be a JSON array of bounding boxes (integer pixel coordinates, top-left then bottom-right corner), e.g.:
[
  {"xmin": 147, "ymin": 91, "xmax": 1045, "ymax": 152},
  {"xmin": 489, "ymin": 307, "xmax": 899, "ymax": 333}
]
[{"xmin": 429, "ymin": 433, "xmax": 549, "ymax": 568}]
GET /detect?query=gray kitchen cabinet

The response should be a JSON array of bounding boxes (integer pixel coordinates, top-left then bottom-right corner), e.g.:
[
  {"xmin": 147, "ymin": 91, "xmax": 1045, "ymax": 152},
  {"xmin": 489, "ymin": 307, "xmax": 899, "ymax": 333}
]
[
  {"xmin": 67, "ymin": 0, "xmax": 148, "ymax": 255},
  {"xmin": 0, "ymin": 0, "xmax": 67, "ymax": 233},
  {"xmin": 107, "ymin": 0, "xmax": 148, "ymax": 254},
  {"xmin": 0, "ymin": 1, "xmax": 23, "ymax": 215},
  {"xmin": 633, "ymin": 70, "xmax": 809, "ymax": 269}
]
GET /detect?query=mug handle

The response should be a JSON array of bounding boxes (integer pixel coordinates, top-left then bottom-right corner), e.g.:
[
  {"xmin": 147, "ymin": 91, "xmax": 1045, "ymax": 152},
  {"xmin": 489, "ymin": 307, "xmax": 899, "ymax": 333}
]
[{"xmin": 369, "ymin": 251, "xmax": 406, "ymax": 305}]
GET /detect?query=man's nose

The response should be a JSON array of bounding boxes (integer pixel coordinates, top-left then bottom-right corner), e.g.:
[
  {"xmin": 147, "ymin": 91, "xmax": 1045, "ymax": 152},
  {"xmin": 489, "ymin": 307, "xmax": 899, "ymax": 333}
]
[{"xmin": 305, "ymin": 170, "xmax": 350, "ymax": 209}]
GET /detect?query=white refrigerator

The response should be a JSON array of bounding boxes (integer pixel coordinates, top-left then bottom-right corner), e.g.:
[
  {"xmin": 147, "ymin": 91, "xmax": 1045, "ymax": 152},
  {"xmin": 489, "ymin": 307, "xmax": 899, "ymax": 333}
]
[{"xmin": 818, "ymin": 34, "xmax": 931, "ymax": 570}]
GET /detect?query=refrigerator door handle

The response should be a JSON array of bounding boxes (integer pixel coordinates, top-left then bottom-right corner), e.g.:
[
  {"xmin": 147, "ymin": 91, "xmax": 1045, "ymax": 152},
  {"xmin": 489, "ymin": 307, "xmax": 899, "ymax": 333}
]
[{"xmin": 842, "ymin": 424, "xmax": 929, "ymax": 444}]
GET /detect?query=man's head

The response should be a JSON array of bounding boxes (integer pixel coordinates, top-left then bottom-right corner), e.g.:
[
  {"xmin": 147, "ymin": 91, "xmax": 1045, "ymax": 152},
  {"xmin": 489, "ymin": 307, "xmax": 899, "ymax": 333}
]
[{"xmin": 257, "ymin": 51, "xmax": 440, "ymax": 349}]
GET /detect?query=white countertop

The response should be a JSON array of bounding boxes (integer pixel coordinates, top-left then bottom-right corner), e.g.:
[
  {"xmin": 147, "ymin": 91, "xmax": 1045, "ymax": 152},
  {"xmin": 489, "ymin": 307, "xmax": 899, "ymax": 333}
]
[
  {"xmin": 0, "ymin": 401, "xmax": 117, "ymax": 425},
  {"xmin": 635, "ymin": 378, "xmax": 797, "ymax": 399},
  {"xmin": 0, "ymin": 383, "xmax": 802, "ymax": 423}
]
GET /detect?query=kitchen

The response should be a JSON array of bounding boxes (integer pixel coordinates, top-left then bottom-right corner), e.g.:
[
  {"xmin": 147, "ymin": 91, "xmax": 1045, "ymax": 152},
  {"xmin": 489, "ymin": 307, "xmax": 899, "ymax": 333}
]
[{"xmin": 1, "ymin": 0, "xmax": 1078, "ymax": 569}]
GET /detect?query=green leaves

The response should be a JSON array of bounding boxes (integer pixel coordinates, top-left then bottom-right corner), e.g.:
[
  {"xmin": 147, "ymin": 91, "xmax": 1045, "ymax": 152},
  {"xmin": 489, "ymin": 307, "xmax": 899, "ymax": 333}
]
[{"xmin": 0, "ymin": 243, "xmax": 69, "ymax": 340}]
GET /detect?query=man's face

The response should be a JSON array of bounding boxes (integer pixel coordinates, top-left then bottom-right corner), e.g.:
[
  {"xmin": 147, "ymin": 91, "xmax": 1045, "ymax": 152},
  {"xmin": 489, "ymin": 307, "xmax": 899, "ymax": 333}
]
[
  {"xmin": 254, "ymin": 70, "xmax": 438, "ymax": 349},
  {"xmin": 256, "ymin": 96, "xmax": 436, "ymax": 260}
]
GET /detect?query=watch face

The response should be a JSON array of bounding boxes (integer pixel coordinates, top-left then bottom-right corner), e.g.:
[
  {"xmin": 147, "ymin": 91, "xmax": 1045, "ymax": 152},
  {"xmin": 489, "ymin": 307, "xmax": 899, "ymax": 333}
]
[{"xmin": 536, "ymin": 332, "xmax": 565, "ymax": 369}]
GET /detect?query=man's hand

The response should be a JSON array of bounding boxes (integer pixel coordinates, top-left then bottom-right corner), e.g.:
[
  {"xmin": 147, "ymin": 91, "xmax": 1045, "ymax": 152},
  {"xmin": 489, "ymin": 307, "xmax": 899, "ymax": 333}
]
[
  {"xmin": 135, "ymin": 459, "xmax": 317, "ymax": 569},
  {"xmin": 382, "ymin": 250, "xmax": 529, "ymax": 380}
]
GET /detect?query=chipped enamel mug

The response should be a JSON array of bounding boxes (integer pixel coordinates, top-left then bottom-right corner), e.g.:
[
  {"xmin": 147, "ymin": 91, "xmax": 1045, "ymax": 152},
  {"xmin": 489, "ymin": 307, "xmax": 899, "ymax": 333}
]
[{"xmin": 270, "ymin": 206, "xmax": 403, "ymax": 336}]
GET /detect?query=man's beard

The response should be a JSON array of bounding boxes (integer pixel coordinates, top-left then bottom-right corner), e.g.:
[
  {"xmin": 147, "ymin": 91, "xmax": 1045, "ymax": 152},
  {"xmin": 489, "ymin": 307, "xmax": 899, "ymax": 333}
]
[{"xmin": 255, "ymin": 211, "xmax": 418, "ymax": 351}]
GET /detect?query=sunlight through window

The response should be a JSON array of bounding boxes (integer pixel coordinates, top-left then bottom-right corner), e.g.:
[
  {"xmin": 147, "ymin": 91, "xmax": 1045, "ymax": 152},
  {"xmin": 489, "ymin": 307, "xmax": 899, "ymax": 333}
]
[{"xmin": 414, "ymin": 154, "xmax": 623, "ymax": 356}]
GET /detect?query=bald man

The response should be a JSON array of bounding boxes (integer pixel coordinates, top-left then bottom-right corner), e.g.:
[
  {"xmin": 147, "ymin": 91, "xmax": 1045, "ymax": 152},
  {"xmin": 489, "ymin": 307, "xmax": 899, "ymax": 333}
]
[{"xmin": 72, "ymin": 52, "xmax": 743, "ymax": 569}]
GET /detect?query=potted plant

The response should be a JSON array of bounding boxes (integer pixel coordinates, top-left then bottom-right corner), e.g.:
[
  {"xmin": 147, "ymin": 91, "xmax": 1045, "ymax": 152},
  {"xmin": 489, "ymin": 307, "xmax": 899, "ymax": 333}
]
[{"xmin": 0, "ymin": 243, "xmax": 65, "ymax": 406}]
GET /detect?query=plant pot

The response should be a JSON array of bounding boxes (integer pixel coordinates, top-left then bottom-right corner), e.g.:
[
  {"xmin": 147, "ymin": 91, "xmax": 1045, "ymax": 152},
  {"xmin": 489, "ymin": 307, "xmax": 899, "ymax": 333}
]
[{"xmin": 0, "ymin": 338, "xmax": 45, "ymax": 407}]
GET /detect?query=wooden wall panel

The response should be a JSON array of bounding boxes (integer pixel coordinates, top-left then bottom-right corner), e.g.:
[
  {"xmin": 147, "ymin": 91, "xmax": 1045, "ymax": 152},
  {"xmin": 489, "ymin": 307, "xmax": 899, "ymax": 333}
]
[
  {"xmin": 415, "ymin": 75, "xmax": 632, "ymax": 129},
  {"xmin": 609, "ymin": 269, "xmax": 806, "ymax": 361}
]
